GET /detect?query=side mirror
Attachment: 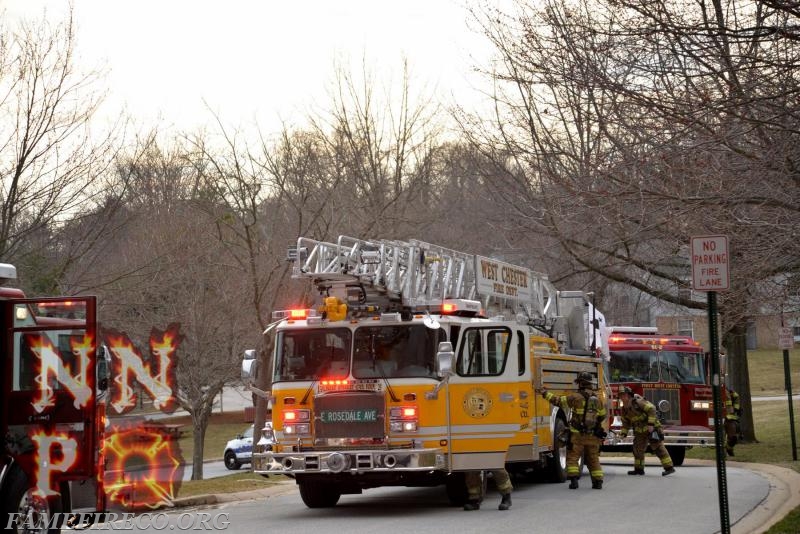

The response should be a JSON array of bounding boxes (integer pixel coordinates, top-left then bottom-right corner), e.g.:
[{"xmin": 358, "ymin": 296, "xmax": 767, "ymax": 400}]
[
  {"xmin": 96, "ymin": 345, "xmax": 111, "ymax": 392},
  {"xmin": 242, "ymin": 349, "xmax": 258, "ymax": 383},
  {"xmin": 436, "ymin": 341, "xmax": 454, "ymax": 378}
]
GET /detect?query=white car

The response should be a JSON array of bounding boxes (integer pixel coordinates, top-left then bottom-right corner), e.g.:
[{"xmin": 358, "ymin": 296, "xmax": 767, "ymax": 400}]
[{"xmin": 223, "ymin": 423, "xmax": 274, "ymax": 470}]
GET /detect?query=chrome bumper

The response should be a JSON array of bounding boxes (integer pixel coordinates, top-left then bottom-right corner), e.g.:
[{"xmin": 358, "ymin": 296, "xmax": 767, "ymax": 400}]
[
  {"xmin": 252, "ymin": 447, "xmax": 447, "ymax": 474},
  {"xmin": 605, "ymin": 428, "xmax": 715, "ymax": 447}
]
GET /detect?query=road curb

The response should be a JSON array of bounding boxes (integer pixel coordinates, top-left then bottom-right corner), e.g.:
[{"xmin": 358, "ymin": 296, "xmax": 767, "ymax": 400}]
[
  {"xmin": 727, "ymin": 462, "xmax": 800, "ymax": 534},
  {"xmin": 170, "ymin": 480, "xmax": 296, "ymax": 509}
]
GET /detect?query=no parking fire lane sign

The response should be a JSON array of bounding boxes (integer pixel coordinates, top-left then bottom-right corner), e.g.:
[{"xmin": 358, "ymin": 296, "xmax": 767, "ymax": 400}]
[{"xmin": 691, "ymin": 235, "xmax": 729, "ymax": 292}]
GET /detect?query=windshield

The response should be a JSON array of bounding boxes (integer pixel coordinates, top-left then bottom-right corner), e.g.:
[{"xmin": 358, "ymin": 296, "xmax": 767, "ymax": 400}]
[
  {"xmin": 659, "ymin": 351, "xmax": 705, "ymax": 384},
  {"xmin": 274, "ymin": 328, "xmax": 352, "ymax": 381},
  {"xmin": 608, "ymin": 349, "xmax": 705, "ymax": 384},
  {"xmin": 352, "ymin": 325, "xmax": 444, "ymax": 379}
]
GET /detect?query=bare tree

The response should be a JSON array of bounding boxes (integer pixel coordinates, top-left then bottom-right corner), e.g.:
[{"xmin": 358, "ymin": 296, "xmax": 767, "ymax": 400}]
[
  {"xmin": 465, "ymin": 0, "xmax": 800, "ymax": 440},
  {"xmin": 307, "ymin": 59, "xmax": 444, "ymax": 238},
  {"xmin": 0, "ymin": 10, "xmax": 120, "ymax": 291}
]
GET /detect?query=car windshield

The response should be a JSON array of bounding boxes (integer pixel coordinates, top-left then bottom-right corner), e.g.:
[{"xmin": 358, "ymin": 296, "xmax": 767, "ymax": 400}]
[
  {"xmin": 243, "ymin": 426, "xmax": 253, "ymax": 439},
  {"xmin": 608, "ymin": 350, "xmax": 705, "ymax": 384},
  {"xmin": 659, "ymin": 351, "xmax": 705, "ymax": 384},
  {"xmin": 352, "ymin": 325, "xmax": 445, "ymax": 379},
  {"xmin": 274, "ymin": 328, "xmax": 352, "ymax": 381},
  {"xmin": 273, "ymin": 325, "xmax": 445, "ymax": 381}
]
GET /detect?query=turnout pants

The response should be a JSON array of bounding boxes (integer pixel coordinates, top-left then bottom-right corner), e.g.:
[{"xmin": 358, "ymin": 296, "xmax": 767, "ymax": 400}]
[
  {"xmin": 567, "ymin": 433, "xmax": 603, "ymax": 481},
  {"xmin": 465, "ymin": 469, "xmax": 513, "ymax": 501},
  {"xmin": 632, "ymin": 432, "xmax": 674, "ymax": 471}
]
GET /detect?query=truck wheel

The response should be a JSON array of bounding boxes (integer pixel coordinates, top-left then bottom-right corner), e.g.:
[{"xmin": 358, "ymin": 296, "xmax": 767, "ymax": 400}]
[
  {"xmin": 445, "ymin": 472, "xmax": 468, "ymax": 506},
  {"xmin": 1, "ymin": 464, "xmax": 64, "ymax": 533},
  {"xmin": 224, "ymin": 451, "xmax": 241, "ymax": 470},
  {"xmin": 547, "ymin": 417, "xmax": 568, "ymax": 483},
  {"xmin": 298, "ymin": 481, "xmax": 341, "ymax": 508},
  {"xmin": 667, "ymin": 446, "xmax": 686, "ymax": 466}
]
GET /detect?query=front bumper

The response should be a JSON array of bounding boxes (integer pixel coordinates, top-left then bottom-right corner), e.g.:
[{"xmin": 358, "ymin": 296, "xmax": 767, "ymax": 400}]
[
  {"xmin": 253, "ymin": 447, "xmax": 447, "ymax": 474},
  {"xmin": 605, "ymin": 427, "xmax": 716, "ymax": 447}
]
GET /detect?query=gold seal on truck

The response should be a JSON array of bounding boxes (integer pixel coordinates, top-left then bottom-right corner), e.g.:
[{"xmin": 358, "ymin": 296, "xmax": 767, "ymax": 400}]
[{"xmin": 463, "ymin": 387, "xmax": 493, "ymax": 418}]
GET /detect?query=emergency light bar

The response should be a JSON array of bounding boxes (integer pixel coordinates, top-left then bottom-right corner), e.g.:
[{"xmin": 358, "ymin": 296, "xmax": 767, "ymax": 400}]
[
  {"xmin": 440, "ymin": 299, "xmax": 482, "ymax": 316},
  {"xmin": 608, "ymin": 335, "xmax": 694, "ymax": 346},
  {"xmin": 272, "ymin": 308, "xmax": 319, "ymax": 320}
]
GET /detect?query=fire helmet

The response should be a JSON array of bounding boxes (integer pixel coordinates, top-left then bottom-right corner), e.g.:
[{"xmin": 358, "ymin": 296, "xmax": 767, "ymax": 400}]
[
  {"xmin": 574, "ymin": 371, "xmax": 596, "ymax": 386},
  {"xmin": 619, "ymin": 386, "xmax": 634, "ymax": 396}
]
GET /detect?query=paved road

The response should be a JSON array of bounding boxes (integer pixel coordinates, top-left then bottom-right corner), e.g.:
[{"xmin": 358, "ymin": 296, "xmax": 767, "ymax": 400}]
[{"xmin": 96, "ymin": 460, "xmax": 789, "ymax": 534}]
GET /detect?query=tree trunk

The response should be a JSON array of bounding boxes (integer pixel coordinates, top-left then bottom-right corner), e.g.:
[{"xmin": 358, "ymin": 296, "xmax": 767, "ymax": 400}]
[
  {"xmin": 190, "ymin": 404, "xmax": 212, "ymax": 480},
  {"xmin": 723, "ymin": 321, "xmax": 756, "ymax": 442}
]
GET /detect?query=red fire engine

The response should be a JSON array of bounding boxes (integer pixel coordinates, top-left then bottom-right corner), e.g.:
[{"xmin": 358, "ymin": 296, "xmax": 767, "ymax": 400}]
[
  {"xmin": 601, "ymin": 326, "xmax": 715, "ymax": 465},
  {"xmin": 0, "ymin": 263, "xmax": 106, "ymax": 532}
]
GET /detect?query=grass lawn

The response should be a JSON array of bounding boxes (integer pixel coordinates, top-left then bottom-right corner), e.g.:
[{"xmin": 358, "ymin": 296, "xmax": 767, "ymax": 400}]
[
  {"xmin": 745, "ymin": 349, "xmax": 800, "ymax": 396},
  {"xmin": 157, "ymin": 411, "xmax": 254, "ymax": 462}
]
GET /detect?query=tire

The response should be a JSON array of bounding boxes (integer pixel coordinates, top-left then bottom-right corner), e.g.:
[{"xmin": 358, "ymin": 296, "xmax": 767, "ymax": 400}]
[
  {"xmin": 547, "ymin": 417, "xmax": 569, "ymax": 483},
  {"xmin": 298, "ymin": 480, "xmax": 341, "ymax": 508},
  {"xmin": 445, "ymin": 472, "xmax": 468, "ymax": 506},
  {"xmin": 1, "ymin": 464, "xmax": 64, "ymax": 533},
  {"xmin": 667, "ymin": 446, "xmax": 686, "ymax": 467},
  {"xmin": 224, "ymin": 450, "xmax": 241, "ymax": 470}
]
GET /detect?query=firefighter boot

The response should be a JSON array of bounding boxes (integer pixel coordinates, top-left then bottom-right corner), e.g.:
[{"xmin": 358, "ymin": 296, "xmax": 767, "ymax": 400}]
[
  {"xmin": 498, "ymin": 493, "xmax": 512, "ymax": 511},
  {"xmin": 591, "ymin": 479, "xmax": 603, "ymax": 490},
  {"xmin": 463, "ymin": 500, "xmax": 481, "ymax": 511},
  {"xmin": 568, "ymin": 477, "xmax": 579, "ymax": 489},
  {"xmin": 662, "ymin": 466, "xmax": 676, "ymax": 476},
  {"xmin": 627, "ymin": 468, "xmax": 645, "ymax": 475}
]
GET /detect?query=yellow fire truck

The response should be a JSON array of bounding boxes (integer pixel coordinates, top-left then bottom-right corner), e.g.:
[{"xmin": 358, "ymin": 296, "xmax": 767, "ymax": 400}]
[{"xmin": 243, "ymin": 236, "xmax": 607, "ymax": 508}]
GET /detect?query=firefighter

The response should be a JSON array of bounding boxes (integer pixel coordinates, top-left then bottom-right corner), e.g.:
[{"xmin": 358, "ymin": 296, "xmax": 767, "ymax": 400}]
[
  {"xmin": 538, "ymin": 371, "xmax": 607, "ymax": 490},
  {"xmin": 617, "ymin": 386, "xmax": 675, "ymax": 476},
  {"xmin": 463, "ymin": 469, "xmax": 513, "ymax": 511},
  {"xmin": 724, "ymin": 387, "xmax": 742, "ymax": 456}
]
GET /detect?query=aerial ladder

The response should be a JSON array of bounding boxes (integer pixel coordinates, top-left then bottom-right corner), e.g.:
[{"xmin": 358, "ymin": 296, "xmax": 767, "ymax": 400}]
[{"xmin": 289, "ymin": 235, "xmax": 600, "ymax": 354}]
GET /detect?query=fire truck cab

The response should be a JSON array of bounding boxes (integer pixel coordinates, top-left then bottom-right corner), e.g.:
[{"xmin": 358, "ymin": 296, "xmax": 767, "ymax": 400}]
[
  {"xmin": 244, "ymin": 236, "xmax": 608, "ymax": 508},
  {"xmin": 0, "ymin": 263, "xmax": 105, "ymax": 533},
  {"xmin": 601, "ymin": 326, "xmax": 715, "ymax": 465}
]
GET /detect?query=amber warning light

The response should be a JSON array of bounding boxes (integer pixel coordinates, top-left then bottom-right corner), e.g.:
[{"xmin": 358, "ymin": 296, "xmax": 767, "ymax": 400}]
[{"xmin": 272, "ymin": 308, "xmax": 317, "ymax": 320}]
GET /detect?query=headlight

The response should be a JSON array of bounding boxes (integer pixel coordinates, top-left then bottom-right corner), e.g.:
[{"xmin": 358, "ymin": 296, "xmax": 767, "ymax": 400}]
[
  {"xmin": 691, "ymin": 400, "xmax": 712, "ymax": 410},
  {"xmin": 284, "ymin": 423, "xmax": 310, "ymax": 435},
  {"xmin": 389, "ymin": 405, "xmax": 418, "ymax": 433}
]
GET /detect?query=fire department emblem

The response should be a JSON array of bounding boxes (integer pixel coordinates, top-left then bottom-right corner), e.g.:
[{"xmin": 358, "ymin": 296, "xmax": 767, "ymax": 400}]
[{"xmin": 463, "ymin": 388, "xmax": 493, "ymax": 418}]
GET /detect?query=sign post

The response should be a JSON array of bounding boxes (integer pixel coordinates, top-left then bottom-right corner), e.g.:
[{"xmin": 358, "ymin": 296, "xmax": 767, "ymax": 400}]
[
  {"xmin": 778, "ymin": 325, "xmax": 797, "ymax": 461},
  {"xmin": 691, "ymin": 235, "xmax": 730, "ymax": 534}
]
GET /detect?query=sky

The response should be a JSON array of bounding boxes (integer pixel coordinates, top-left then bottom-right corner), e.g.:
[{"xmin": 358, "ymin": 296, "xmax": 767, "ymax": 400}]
[{"xmin": 2, "ymin": 0, "xmax": 503, "ymax": 137}]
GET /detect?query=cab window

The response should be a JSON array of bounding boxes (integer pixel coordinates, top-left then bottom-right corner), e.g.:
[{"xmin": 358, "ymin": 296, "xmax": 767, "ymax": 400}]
[{"xmin": 457, "ymin": 327, "xmax": 511, "ymax": 376}]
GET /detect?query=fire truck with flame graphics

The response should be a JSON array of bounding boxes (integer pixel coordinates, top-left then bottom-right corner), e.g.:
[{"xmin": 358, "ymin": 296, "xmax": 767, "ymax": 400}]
[
  {"xmin": 243, "ymin": 236, "xmax": 609, "ymax": 508},
  {"xmin": 0, "ymin": 263, "xmax": 106, "ymax": 532},
  {"xmin": 601, "ymin": 326, "xmax": 716, "ymax": 465}
]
